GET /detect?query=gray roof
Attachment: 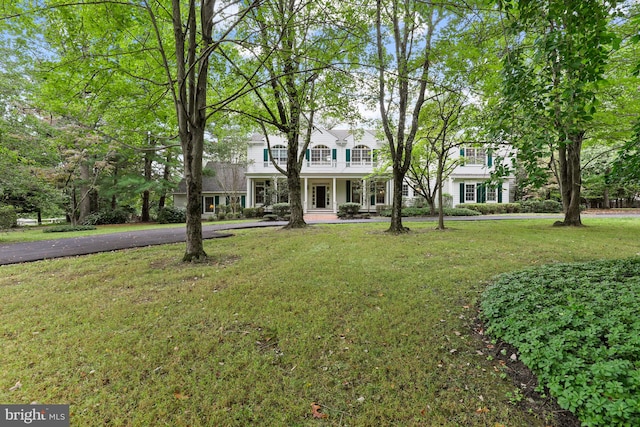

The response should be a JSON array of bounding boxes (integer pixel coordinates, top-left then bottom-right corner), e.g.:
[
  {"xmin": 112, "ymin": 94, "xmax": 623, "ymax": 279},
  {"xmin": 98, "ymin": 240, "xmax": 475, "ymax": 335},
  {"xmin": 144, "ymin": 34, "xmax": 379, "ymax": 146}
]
[{"xmin": 175, "ymin": 161, "xmax": 247, "ymax": 194}]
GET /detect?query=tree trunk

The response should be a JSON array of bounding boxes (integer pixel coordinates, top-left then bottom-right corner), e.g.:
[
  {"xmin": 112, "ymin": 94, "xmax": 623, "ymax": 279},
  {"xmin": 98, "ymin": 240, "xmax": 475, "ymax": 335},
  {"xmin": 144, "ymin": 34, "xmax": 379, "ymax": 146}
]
[
  {"xmin": 555, "ymin": 133, "xmax": 583, "ymax": 226},
  {"xmin": 78, "ymin": 162, "xmax": 91, "ymax": 224},
  {"xmin": 158, "ymin": 149, "xmax": 172, "ymax": 210},
  {"xmin": 435, "ymin": 161, "xmax": 445, "ymax": 230},
  {"xmin": 387, "ymin": 169, "xmax": 408, "ymax": 233},
  {"xmin": 182, "ymin": 131, "xmax": 207, "ymax": 262},
  {"xmin": 603, "ymin": 167, "xmax": 610, "ymax": 209},
  {"xmin": 141, "ymin": 149, "xmax": 152, "ymax": 222},
  {"xmin": 285, "ymin": 168, "xmax": 306, "ymax": 229}
]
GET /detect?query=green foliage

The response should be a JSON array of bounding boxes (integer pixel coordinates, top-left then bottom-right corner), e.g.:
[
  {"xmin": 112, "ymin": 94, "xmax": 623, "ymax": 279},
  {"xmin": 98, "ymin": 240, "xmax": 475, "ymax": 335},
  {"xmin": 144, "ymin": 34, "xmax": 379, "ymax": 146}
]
[
  {"xmin": 378, "ymin": 207, "xmax": 481, "ymax": 217},
  {"xmin": 43, "ymin": 225, "xmax": 96, "ymax": 233},
  {"xmin": 337, "ymin": 203, "xmax": 362, "ymax": 218},
  {"xmin": 242, "ymin": 207, "xmax": 265, "ymax": 219},
  {"xmin": 82, "ymin": 209, "xmax": 131, "ymax": 226},
  {"xmin": 456, "ymin": 203, "xmax": 521, "ymax": 214},
  {"xmin": 271, "ymin": 203, "xmax": 291, "ymax": 219},
  {"xmin": 482, "ymin": 258, "xmax": 640, "ymax": 426},
  {"xmin": 0, "ymin": 205, "xmax": 18, "ymax": 229},
  {"xmin": 156, "ymin": 206, "xmax": 186, "ymax": 224},
  {"xmin": 519, "ymin": 200, "xmax": 564, "ymax": 213}
]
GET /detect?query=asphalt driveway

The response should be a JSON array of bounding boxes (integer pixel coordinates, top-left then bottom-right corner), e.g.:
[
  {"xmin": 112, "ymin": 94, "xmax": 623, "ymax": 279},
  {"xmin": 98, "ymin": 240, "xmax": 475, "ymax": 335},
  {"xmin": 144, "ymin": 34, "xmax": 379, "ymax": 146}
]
[{"xmin": 1, "ymin": 212, "xmax": 635, "ymax": 265}]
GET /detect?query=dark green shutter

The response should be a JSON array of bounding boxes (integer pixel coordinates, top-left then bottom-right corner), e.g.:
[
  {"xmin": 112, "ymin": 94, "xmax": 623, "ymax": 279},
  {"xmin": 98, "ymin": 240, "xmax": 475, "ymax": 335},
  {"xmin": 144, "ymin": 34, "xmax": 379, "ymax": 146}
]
[
  {"xmin": 460, "ymin": 148, "xmax": 465, "ymax": 156},
  {"xmin": 373, "ymin": 149, "xmax": 378, "ymax": 162},
  {"xmin": 346, "ymin": 149, "xmax": 351, "ymax": 166},
  {"xmin": 498, "ymin": 184, "xmax": 503, "ymax": 203},
  {"xmin": 477, "ymin": 184, "xmax": 486, "ymax": 203},
  {"xmin": 346, "ymin": 180, "xmax": 351, "ymax": 203},
  {"xmin": 459, "ymin": 183, "xmax": 465, "ymax": 203},
  {"xmin": 487, "ymin": 149, "xmax": 493, "ymax": 167},
  {"xmin": 241, "ymin": 195, "xmax": 246, "ymax": 208},
  {"xmin": 332, "ymin": 149, "xmax": 337, "ymax": 160},
  {"xmin": 214, "ymin": 195, "xmax": 219, "ymax": 205},
  {"xmin": 305, "ymin": 149, "xmax": 310, "ymax": 161},
  {"xmin": 263, "ymin": 149, "xmax": 269, "ymax": 162}
]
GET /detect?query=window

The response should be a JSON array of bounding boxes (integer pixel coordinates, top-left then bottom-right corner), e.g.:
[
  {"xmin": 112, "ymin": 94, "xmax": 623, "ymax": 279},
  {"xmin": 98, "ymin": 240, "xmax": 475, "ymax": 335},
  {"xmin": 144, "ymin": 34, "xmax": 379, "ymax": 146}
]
[
  {"xmin": 370, "ymin": 181, "xmax": 386, "ymax": 204},
  {"xmin": 351, "ymin": 145, "xmax": 372, "ymax": 165},
  {"xmin": 275, "ymin": 178, "xmax": 289, "ymax": 203},
  {"xmin": 311, "ymin": 145, "xmax": 332, "ymax": 165},
  {"xmin": 463, "ymin": 147, "xmax": 486, "ymax": 165},
  {"xmin": 255, "ymin": 181, "xmax": 266, "ymax": 205},
  {"xmin": 204, "ymin": 196, "xmax": 215, "ymax": 213},
  {"xmin": 271, "ymin": 145, "xmax": 287, "ymax": 164},
  {"xmin": 487, "ymin": 186, "xmax": 497, "ymax": 202},
  {"xmin": 350, "ymin": 180, "xmax": 362, "ymax": 204},
  {"xmin": 465, "ymin": 183, "xmax": 476, "ymax": 202},
  {"xmin": 402, "ymin": 183, "xmax": 410, "ymax": 197}
]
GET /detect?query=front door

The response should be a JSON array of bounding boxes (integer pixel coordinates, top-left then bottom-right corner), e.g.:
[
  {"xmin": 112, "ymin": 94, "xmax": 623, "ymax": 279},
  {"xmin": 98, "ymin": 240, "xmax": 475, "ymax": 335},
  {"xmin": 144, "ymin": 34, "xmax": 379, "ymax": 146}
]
[{"xmin": 316, "ymin": 186, "xmax": 326, "ymax": 208}]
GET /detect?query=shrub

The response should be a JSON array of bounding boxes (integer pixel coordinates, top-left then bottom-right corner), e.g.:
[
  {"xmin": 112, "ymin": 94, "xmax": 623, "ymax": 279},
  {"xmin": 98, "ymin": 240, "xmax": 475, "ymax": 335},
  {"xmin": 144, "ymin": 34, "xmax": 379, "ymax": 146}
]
[
  {"xmin": 82, "ymin": 209, "xmax": 130, "ymax": 225},
  {"xmin": 0, "ymin": 205, "xmax": 18, "ymax": 229},
  {"xmin": 217, "ymin": 212, "xmax": 226, "ymax": 220},
  {"xmin": 242, "ymin": 207, "xmax": 265, "ymax": 219},
  {"xmin": 43, "ymin": 225, "xmax": 96, "ymax": 233},
  {"xmin": 272, "ymin": 203, "xmax": 290, "ymax": 219},
  {"xmin": 519, "ymin": 199, "xmax": 563, "ymax": 213},
  {"xmin": 455, "ymin": 203, "xmax": 521, "ymax": 214},
  {"xmin": 377, "ymin": 206, "xmax": 480, "ymax": 217},
  {"xmin": 337, "ymin": 203, "xmax": 362, "ymax": 219},
  {"xmin": 442, "ymin": 207, "xmax": 482, "ymax": 216},
  {"xmin": 482, "ymin": 258, "xmax": 640, "ymax": 427},
  {"xmin": 157, "ymin": 206, "xmax": 186, "ymax": 224}
]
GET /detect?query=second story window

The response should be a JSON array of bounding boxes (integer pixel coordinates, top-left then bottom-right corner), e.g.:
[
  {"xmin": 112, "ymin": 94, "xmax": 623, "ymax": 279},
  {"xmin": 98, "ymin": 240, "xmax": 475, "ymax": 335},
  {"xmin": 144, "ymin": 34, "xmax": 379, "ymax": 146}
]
[
  {"xmin": 462, "ymin": 146, "xmax": 487, "ymax": 165},
  {"xmin": 351, "ymin": 145, "xmax": 372, "ymax": 165},
  {"xmin": 311, "ymin": 145, "xmax": 331, "ymax": 165},
  {"xmin": 272, "ymin": 145, "xmax": 287, "ymax": 164}
]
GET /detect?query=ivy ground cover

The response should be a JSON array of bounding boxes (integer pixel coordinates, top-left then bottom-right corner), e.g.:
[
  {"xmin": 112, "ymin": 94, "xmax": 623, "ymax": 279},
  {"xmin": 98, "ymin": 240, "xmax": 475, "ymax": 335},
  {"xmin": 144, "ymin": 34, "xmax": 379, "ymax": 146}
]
[{"xmin": 482, "ymin": 258, "xmax": 640, "ymax": 426}]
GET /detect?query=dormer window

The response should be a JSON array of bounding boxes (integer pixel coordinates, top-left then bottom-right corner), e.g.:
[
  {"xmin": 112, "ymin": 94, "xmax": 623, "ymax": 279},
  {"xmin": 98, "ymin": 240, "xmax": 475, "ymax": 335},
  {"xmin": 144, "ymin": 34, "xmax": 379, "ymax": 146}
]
[
  {"xmin": 311, "ymin": 145, "xmax": 332, "ymax": 165},
  {"xmin": 351, "ymin": 145, "xmax": 372, "ymax": 165}
]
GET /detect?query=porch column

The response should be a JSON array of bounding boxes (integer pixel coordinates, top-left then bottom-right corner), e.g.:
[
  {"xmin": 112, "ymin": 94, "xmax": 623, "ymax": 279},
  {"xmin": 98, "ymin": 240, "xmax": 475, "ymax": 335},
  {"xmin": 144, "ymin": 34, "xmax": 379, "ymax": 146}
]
[
  {"xmin": 363, "ymin": 179, "xmax": 369, "ymax": 212},
  {"xmin": 332, "ymin": 177, "xmax": 337, "ymax": 213},
  {"xmin": 246, "ymin": 178, "xmax": 252, "ymax": 207},
  {"xmin": 303, "ymin": 177, "xmax": 308, "ymax": 213}
]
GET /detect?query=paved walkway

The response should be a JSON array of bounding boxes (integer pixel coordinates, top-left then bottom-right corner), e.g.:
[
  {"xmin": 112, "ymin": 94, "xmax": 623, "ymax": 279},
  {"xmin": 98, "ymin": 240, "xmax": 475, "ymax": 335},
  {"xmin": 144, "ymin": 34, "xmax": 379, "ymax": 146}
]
[{"xmin": 1, "ymin": 212, "xmax": 637, "ymax": 265}]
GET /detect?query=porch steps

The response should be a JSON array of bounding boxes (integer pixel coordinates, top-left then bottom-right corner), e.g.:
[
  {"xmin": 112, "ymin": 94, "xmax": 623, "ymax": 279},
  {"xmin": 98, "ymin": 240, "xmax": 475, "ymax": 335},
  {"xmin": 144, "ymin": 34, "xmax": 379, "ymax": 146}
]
[{"xmin": 304, "ymin": 210, "xmax": 338, "ymax": 221}]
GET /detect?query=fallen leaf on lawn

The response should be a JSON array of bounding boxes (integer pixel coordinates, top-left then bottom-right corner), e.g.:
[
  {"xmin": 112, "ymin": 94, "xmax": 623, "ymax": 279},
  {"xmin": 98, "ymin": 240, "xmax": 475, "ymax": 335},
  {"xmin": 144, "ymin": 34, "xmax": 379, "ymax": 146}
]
[
  {"xmin": 9, "ymin": 381, "xmax": 22, "ymax": 391},
  {"xmin": 476, "ymin": 407, "xmax": 489, "ymax": 414},
  {"xmin": 174, "ymin": 391, "xmax": 190, "ymax": 400},
  {"xmin": 311, "ymin": 402, "xmax": 328, "ymax": 419}
]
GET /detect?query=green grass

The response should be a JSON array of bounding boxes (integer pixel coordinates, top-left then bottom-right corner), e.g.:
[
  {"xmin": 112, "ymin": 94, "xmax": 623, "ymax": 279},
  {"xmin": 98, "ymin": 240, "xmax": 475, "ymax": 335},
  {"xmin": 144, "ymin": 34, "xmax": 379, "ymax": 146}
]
[{"xmin": 1, "ymin": 218, "xmax": 639, "ymax": 426}]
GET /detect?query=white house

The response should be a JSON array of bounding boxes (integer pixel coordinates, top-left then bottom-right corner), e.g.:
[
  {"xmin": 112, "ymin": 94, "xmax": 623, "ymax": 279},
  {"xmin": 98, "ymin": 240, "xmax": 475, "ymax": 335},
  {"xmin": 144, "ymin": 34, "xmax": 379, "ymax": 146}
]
[
  {"xmin": 174, "ymin": 128, "xmax": 514, "ymax": 216},
  {"xmin": 244, "ymin": 128, "xmax": 514, "ymax": 213}
]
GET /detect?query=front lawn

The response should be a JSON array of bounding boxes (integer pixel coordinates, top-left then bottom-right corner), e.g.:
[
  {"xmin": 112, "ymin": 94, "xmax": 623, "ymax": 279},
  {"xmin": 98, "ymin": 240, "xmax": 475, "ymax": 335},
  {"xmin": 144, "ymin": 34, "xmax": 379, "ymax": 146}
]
[{"xmin": 1, "ymin": 218, "xmax": 639, "ymax": 426}]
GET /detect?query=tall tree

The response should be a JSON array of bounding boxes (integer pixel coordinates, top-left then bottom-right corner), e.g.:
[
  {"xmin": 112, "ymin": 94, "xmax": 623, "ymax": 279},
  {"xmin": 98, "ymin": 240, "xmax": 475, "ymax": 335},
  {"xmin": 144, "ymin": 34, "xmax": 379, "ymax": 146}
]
[
  {"xmin": 145, "ymin": 0, "xmax": 260, "ymax": 259},
  {"xmin": 229, "ymin": 0, "xmax": 361, "ymax": 228},
  {"xmin": 409, "ymin": 92, "xmax": 465, "ymax": 229},
  {"xmin": 496, "ymin": 0, "xmax": 620, "ymax": 226},
  {"xmin": 374, "ymin": 0, "xmax": 445, "ymax": 233}
]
